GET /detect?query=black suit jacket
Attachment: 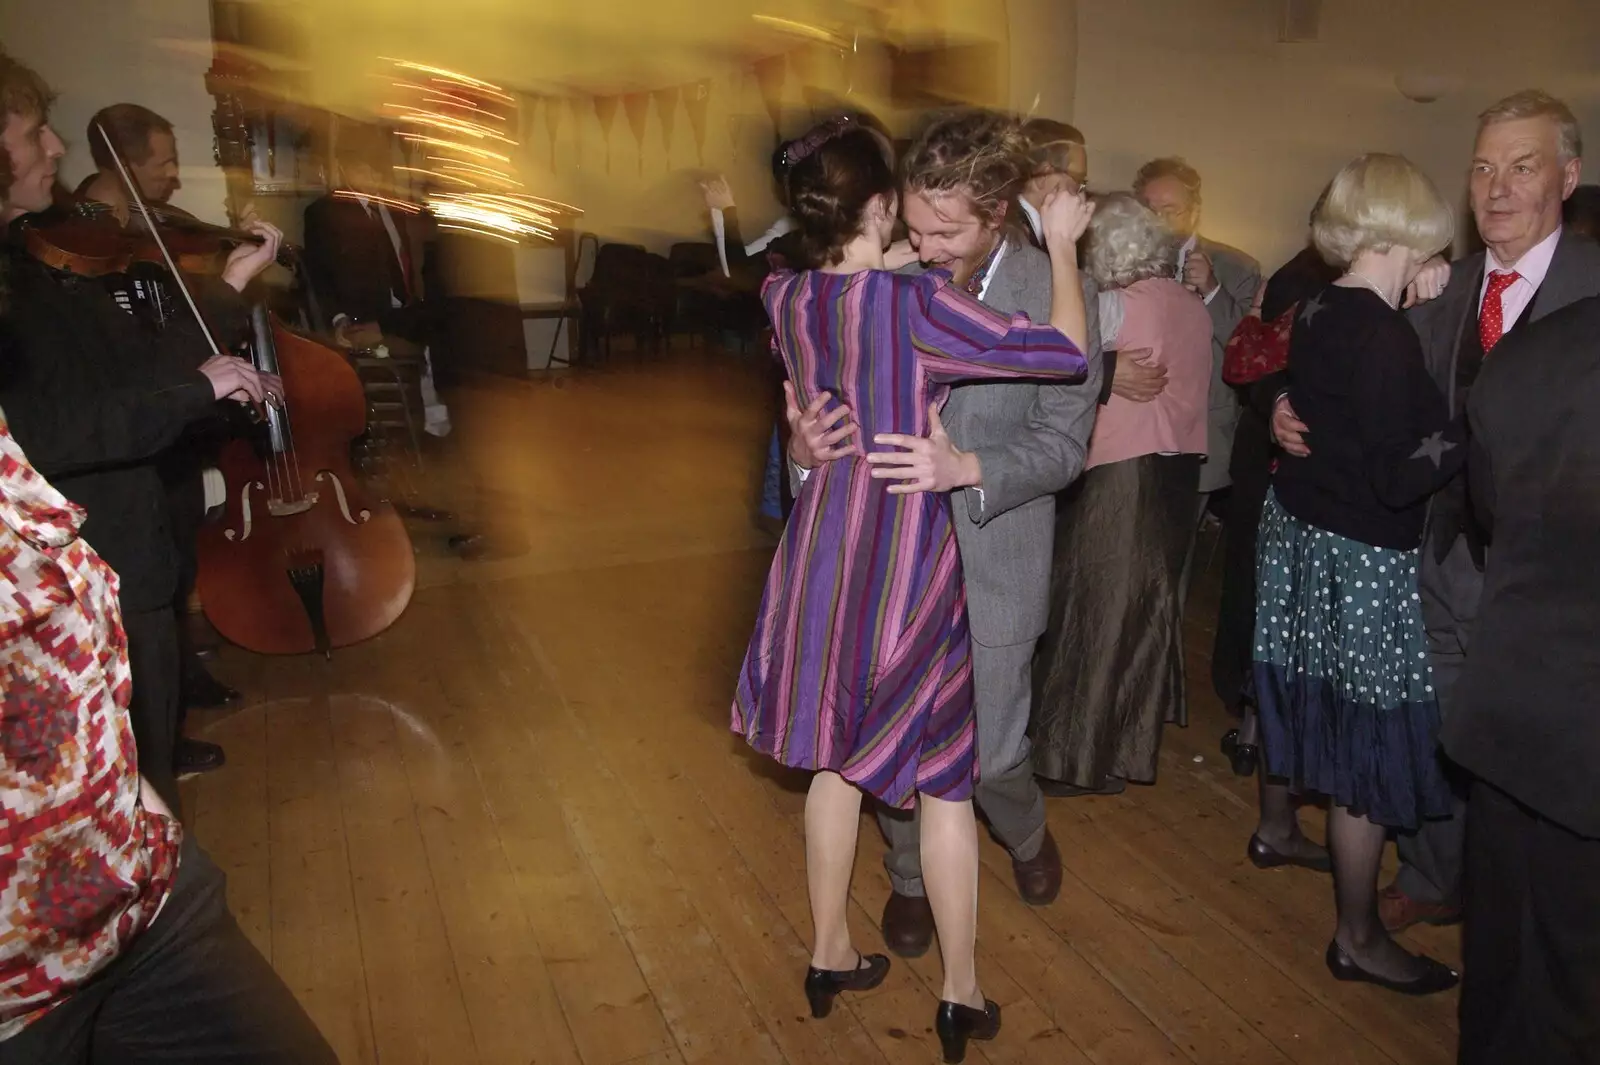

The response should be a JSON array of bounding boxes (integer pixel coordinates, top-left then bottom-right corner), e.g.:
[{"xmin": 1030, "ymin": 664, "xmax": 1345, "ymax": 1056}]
[
  {"xmin": 303, "ymin": 192, "xmax": 429, "ymax": 341},
  {"xmin": 1446, "ymin": 294, "xmax": 1600, "ymax": 838},
  {"xmin": 0, "ymin": 247, "xmax": 246, "ymax": 612}
]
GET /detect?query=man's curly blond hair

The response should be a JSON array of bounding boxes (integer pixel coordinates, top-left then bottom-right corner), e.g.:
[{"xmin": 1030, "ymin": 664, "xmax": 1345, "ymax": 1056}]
[{"xmin": 901, "ymin": 109, "xmax": 1031, "ymax": 237}]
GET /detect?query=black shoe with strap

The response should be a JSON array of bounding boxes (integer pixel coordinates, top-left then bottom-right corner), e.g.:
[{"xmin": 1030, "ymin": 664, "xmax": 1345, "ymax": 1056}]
[{"xmin": 803, "ymin": 952, "xmax": 890, "ymax": 1018}]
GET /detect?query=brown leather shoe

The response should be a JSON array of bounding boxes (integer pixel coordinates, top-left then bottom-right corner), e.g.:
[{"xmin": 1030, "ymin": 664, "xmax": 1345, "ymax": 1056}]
[
  {"xmin": 1013, "ymin": 829, "xmax": 1063, "ymax": 906},
  {"xmin": 880, "ymin": 891, "xmax": 934, "ymax": 958},
  {"xmin": 1378, "ymin": 884, "xmax": 1463, "ymax": 933}
]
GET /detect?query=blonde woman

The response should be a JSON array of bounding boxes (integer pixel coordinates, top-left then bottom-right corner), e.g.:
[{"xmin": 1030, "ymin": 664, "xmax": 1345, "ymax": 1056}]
[{"xmin": 1253, "ymin": 154, "xmax": 1464, "ymax": 995}]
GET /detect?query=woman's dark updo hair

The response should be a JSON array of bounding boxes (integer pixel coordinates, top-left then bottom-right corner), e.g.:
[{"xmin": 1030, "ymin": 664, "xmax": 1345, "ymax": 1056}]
[{"xmin": 780, "ymin": 114, "xmax": 895, "ymax": 269}]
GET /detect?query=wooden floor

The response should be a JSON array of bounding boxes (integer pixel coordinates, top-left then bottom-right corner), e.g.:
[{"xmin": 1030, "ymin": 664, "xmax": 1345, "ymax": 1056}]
[{"xmin": 180, "ymin": 347, "xmax": 1462, "ymax": 1065}]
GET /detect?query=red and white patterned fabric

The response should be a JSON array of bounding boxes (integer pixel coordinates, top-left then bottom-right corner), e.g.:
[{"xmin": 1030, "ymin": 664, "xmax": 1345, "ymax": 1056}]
[{"xmin": 0, "ymin": 409, "xmax": 182, "ymax": 1040}]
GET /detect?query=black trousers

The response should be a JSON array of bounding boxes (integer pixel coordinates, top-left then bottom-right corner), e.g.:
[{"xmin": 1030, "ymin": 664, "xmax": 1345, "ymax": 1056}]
[
  {"xmin": 0, "ymin": 839, "xmax": 337, "ymax": 1065},
  {"xmin": 123, "ymin": 608, "xmax": 181, "ymax": 812},
  {"xmin": 1460, "ymin": 781, "xmax": 1600, "ymax": 1065}
]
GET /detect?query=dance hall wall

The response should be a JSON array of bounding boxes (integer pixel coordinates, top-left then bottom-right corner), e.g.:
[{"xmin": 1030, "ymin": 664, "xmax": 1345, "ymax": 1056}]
[{"xmin": 1073, "ymin": 0, "xmax": 1600, "ymax": 272}]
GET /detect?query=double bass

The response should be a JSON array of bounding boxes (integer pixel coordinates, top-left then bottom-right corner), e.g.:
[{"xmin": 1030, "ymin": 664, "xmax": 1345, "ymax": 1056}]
[
  {"xmin": 37, "ymin": 124, "xmax": 417, "ymax": 657},
  {"xmin": 196, "ymin": 302, "xmax": 415, "ymax": 657}
]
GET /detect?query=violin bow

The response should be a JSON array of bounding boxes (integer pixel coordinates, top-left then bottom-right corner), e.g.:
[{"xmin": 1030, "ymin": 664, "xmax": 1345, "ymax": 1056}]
[{"xmin": 94, "ymin": 121, "xmax": 225, "ymax": 359}]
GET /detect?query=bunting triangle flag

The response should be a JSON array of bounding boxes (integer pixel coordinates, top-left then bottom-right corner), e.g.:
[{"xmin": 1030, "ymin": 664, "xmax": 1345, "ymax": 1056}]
[
  {"xmin": 543, "ymin": 94, "xmax": 563, "ymax": 167},
  {"xmin": 753, "ymin": 53, "xmax": 787, "ymax": 147},
  {"xmin": 622, "ymin": 92, "xmax": 650, "ymax": 175},
  {"xmin": 653, "ymin": 85, "xmax": 680, "ymax": 160},
  {"xmin": 593, "ymin": 95, "xmax": 619, "ymax": 173},
  {"xmin": 684, "ymin": 79, "xmax": 710, "ymax": 164}
]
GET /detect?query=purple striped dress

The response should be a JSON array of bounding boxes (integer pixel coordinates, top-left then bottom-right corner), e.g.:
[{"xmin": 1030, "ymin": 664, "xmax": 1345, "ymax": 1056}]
[{"xmin": 731, "ymin": 268, "xmax": 1087, "ymax": 808}]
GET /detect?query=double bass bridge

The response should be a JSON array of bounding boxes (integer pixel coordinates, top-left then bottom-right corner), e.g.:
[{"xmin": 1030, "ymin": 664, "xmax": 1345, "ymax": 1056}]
[{"xmin": 223, "ymin": 473, "xmax": 372, "ymax": 542}]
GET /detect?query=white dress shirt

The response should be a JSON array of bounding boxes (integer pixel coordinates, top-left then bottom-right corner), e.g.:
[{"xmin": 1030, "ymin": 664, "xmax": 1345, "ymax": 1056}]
[
  {"xmin": 1020, "ymin": 198, "xmax": 1043, "ymax": 246},
  {"xmin": 1478, "ymin": 225, "xmax": 1561, "ymax": 326}
]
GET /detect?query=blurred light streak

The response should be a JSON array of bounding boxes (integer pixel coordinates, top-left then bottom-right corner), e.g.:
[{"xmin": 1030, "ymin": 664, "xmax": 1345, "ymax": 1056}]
[
  {"xmin": 381, "ymin": 58, "xmax": 581, "ymax": 243},
  {"xmin": 752, "ymin": 14, "xmax": 851, "ymax": 49}
]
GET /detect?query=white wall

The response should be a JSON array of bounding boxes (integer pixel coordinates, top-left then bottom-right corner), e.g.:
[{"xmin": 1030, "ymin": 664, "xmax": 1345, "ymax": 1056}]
[
  {"xmin": 1, "ymin": 0, "xmax": 230, "ymax": 224},
  {"xmin": 1006, "ymin": 0, "xmax": 1078, "ymax": 120},
  {"xmin": 1074, "ymin": 0, "xmax": 1600, "ymax": 271}
]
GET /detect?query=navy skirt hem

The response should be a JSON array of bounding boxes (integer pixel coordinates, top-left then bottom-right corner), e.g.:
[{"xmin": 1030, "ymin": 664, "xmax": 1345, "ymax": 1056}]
[{"xmin": 1254, "ymin": 661, "xmax": 1452, "ymax": 831}]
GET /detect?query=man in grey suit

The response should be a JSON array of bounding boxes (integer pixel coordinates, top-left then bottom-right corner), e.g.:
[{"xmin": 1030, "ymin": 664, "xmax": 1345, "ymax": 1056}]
[
  {"xmin": 1136, "ymin": 158, "xmax": 1260, "ymax": 497},
  {"xmin": 1274, "ymin": 90, "xmax": 1600, "ymax": 937},
  {"xmin": 787, "ymin": 110, "xmax": 1103, "ymax": 957}
]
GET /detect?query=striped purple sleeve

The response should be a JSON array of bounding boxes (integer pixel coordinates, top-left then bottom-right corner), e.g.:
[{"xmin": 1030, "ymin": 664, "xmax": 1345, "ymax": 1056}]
[{"xmin": 907, "ymin": 272, "xmax": 1087, "ymax": 384}]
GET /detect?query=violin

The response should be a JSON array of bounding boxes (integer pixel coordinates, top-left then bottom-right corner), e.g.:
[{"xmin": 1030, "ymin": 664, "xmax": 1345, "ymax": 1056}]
[{"xmin": 23, "ymin": 187, "xmax": 300, "ymax": 279}]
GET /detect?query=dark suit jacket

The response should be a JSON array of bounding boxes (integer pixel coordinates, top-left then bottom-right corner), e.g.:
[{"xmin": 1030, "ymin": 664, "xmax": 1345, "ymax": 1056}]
[
  {"xmin": 303, "ymin": 192, "xmax": 430, "ymax": 341},
  {"xmin": 1446, "ymin": 293, "xmax": 1600, "ymax": 838},
  {"xmin": 0, "ymin": 249, "xmax": 244, "ymax": 613},
  {"xmin": 1405, "ymin": 229, "xmax": 1600, "ymax": 614}
]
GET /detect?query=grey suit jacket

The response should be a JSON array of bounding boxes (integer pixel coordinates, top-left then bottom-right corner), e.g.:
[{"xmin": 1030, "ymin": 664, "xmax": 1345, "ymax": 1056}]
[
  {"xmin": 1195, "ymin": 237, "xmax": 1260, "ymax": 493},
  {"xmin": 941, "ymin": 239, "xmax": 1104, "ymax": 647}
]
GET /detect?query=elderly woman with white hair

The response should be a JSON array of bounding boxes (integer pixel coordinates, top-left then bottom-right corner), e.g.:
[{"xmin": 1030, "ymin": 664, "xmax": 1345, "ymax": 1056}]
[
  {"xmin": 1252, "ymin": 153, "xmax": 1465, "ymax": 996},
  {"xmin": 1032, "ymin": 192, "xmax": 1212, "ymax": 797}
]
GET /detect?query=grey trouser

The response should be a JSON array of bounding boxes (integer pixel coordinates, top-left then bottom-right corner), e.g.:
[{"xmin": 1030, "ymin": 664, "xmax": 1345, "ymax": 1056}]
[
  {"xmin": 1395, "ymin": 537, "xmax": 1482, "ymax": 907},
  {"xmin": 879, "ymin": 638, "xmax": 1047, "ymax": 897}
]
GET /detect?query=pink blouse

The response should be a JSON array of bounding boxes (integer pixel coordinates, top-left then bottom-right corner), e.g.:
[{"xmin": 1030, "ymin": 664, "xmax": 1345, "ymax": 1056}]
[{"xmin": 1087, "ymin": 277, "xmax": 1213, "ymax": 470}]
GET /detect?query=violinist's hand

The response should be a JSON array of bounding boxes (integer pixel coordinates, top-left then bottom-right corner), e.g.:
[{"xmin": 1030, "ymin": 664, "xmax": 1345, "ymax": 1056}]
[
  {"xmin": 200, "ymin": 354, "xmax": 282, "ymax": 410},
  {"xmin": 1040, "ymin": 186, "xmax": 1094, "ymax": 255},
  {"xmin": 220, "ymin": 219, "xmax": 284, "ymax": 293}
]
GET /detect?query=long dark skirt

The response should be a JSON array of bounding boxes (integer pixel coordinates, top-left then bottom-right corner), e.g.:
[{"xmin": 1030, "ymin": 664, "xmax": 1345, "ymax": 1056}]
[{"xmin": 1032, "ymin": 453, "xmax": 1201, "ymax": 789}]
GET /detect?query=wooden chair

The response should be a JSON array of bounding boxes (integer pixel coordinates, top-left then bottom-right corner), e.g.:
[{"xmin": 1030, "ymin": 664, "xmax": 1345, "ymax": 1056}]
[{"xmin": 519, "ymin": 228, "xmax": 596, "ymax": 370}]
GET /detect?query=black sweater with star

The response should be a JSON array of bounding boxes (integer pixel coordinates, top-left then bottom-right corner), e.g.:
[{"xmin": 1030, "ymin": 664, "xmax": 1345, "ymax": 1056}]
[{"xmin": 1273, "ymin": 284, "xmax": 1467, "ymax": 550}]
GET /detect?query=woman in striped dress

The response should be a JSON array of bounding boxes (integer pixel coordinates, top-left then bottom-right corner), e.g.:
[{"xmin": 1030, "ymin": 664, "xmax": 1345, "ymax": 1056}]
[{"xmin": 730, "ymin": 115, "xmax": 1092, "ymax": 1059}]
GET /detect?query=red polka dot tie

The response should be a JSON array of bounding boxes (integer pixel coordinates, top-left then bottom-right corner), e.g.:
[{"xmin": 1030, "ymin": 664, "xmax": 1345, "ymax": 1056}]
[{"xmin": 1478, "ymin": 269, "xmax": 1522, "ymax": 353}]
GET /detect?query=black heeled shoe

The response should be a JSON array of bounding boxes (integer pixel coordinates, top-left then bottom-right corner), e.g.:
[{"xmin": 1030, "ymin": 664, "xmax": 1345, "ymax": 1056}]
[
  {"xmin": 1247, "ymin": 833, "xmax": 1333, "ymax": 872},
  {"xmin": 935, "ymin": 998, "xmax": 1001, "ymax": 1063},
  {"xmin": 1324, "ymin": 941, "xmax": 1459, "ymax": 996},
  {"xmin": 1220, "ymin": 729, "xmax": 1259, "ymax": 777},
  {"xmin": 803, "ymin": 953, "xmax": 890, "ymax": 1019}
]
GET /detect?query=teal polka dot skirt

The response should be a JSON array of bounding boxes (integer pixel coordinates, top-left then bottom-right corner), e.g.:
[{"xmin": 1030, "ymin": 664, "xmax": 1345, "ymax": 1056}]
[{"xmin": 1251, "ymin": 490, "xmax": 1452, "ymax": 830}]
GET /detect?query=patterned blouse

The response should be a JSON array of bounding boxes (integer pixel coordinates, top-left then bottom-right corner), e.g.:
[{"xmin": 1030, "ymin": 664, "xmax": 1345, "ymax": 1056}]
[{"xmin": 0, "ymin": 409, "xmax": 182, "ymax": 1040}]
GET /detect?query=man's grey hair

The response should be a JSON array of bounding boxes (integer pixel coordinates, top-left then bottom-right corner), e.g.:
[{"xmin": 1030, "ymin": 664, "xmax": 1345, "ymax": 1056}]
[
  {"xmin": 1478, "ymin": 90, "xmax": 1583, "ymax": 164},
  {"xmin": 1133, "ymin": 157, "xmax": 1202, "ymax": 207},
  {"xmin": 1085, "ymin": 192, "xmax": 1180, "ymax": 290}
]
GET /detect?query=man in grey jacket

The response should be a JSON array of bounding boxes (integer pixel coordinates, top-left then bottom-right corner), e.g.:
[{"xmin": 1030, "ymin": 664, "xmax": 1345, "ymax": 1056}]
[
  {"xmin": 1136, "ymin": 157, "xmax": 1260, "ymax": 497},
  {"xmin": 787, "ymin": 110, "xmax": 1103, "ymax": 957}
]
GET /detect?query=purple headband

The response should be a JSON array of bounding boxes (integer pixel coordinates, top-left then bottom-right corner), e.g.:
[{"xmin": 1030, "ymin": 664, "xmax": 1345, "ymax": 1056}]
[{"xmin": 783, "ymin": 115, "xmax": 856, "ymax": 168}]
